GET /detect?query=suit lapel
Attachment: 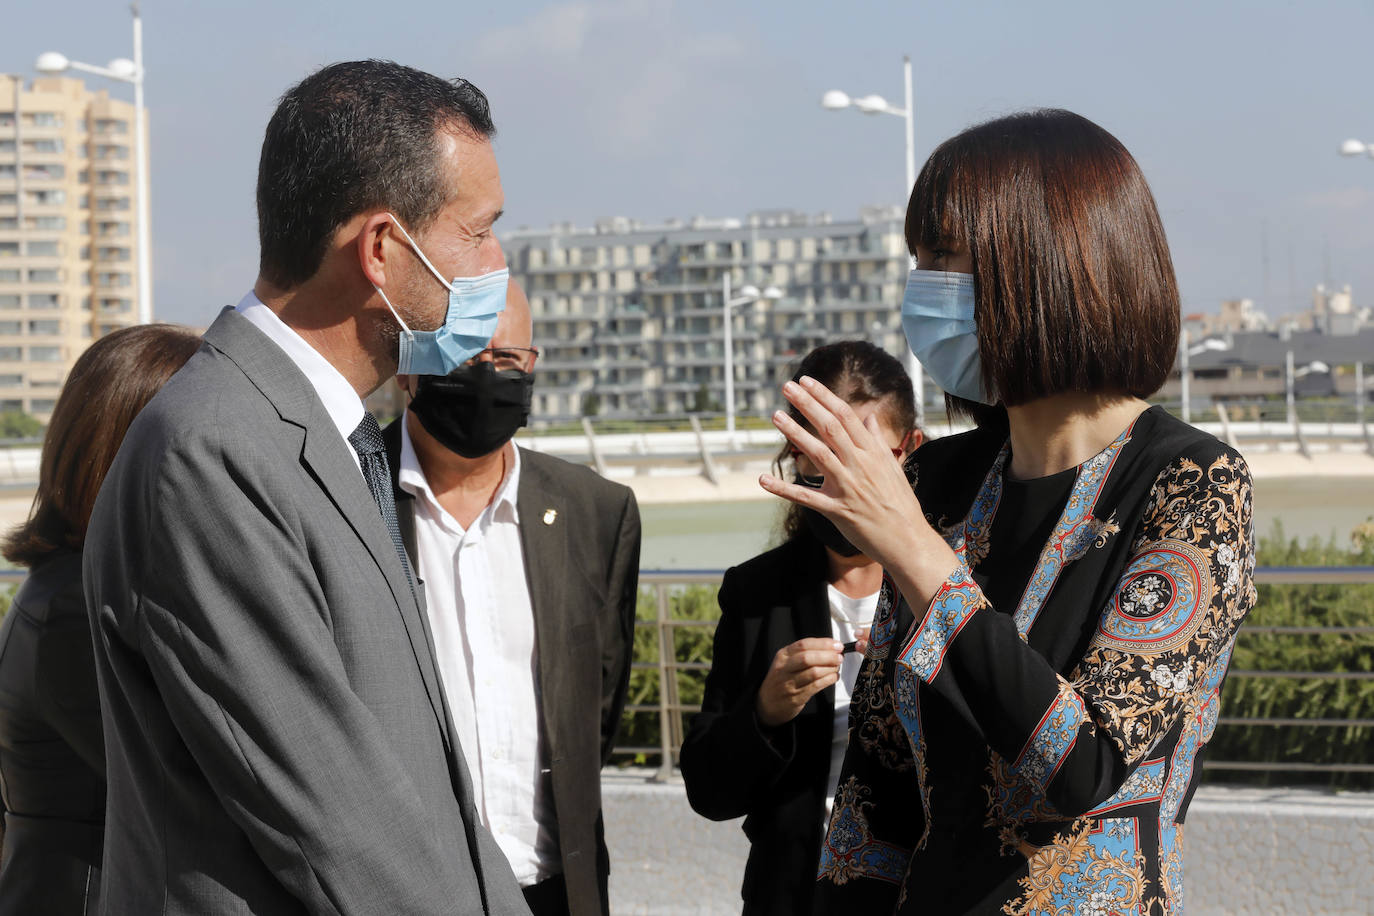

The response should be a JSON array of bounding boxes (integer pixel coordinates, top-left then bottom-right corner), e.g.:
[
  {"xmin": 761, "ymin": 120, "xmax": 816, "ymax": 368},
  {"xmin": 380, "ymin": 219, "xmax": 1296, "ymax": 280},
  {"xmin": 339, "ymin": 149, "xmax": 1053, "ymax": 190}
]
[
  {"xmin": 202, "ymin": 308, "xmax": 452, "ymax": 758},
  {"xmin": 515, "ymin": 452, "xmax": 576, "ymax": 749},
  {"xmin": 796, "ymin": 541, "xmax": 837, "ymax": 715}
]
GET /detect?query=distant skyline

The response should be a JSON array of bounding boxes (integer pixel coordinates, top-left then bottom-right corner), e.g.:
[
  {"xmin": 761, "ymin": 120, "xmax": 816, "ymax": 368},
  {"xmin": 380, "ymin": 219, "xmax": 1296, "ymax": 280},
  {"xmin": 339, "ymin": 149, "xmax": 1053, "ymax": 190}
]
[{"xmin": 3, "ymin": 0, "xmax": 1372, "ymax": 329}]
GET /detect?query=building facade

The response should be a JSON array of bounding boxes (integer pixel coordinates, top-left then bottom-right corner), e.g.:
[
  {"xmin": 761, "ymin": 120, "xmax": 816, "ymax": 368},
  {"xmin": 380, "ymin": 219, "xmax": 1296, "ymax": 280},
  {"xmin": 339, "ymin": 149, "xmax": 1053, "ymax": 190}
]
[
  {"xmin": 503, "ymin": 207, "xmax": 918, "ymax": 422},
  {"xmin": 0, "ymin": 77, "xmax": 144, "ymax": 423}
]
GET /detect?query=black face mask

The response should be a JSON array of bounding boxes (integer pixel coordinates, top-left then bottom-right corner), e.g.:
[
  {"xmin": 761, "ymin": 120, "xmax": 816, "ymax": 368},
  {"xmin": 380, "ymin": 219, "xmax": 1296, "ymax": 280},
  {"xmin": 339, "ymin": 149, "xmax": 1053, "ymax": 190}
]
[
  {"xmin": 408, "ymin": 362, "xmax": 534, "ymax": 458},
  {"xmin": 794, "ymin": 475, "xmax": 864, "ymax": 557}
]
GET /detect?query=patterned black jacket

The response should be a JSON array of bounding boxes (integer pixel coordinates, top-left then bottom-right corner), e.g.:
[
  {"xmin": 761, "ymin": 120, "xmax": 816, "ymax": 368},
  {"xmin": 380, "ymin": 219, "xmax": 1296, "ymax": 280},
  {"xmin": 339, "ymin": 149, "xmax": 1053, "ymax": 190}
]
[{"xmin": 815, "ymin": 406, "xmax": 1256, "ymax": 915}]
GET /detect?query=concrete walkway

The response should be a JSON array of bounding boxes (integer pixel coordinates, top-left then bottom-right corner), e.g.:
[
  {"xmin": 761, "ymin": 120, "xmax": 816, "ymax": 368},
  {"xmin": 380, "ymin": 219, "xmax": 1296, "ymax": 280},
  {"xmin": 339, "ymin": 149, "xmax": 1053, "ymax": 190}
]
[{"xmin": 602, "ymin": 769, "xmax": 1374, "ymax": 915}]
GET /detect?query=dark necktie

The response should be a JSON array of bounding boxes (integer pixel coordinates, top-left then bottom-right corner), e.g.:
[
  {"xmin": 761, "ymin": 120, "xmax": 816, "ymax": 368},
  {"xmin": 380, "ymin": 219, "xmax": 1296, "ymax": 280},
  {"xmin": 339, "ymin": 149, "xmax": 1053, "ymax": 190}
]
[{"xmin": 348, "ymin": 412, "xmax": 416, "ymax": 593}]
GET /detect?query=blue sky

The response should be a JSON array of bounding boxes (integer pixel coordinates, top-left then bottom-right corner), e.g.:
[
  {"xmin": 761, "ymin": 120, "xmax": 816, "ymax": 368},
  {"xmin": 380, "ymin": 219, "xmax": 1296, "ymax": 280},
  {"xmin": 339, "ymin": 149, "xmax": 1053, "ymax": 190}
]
[{"xmin": 4, "ymin": 0, "xmax": 1372, "ymax": 329}]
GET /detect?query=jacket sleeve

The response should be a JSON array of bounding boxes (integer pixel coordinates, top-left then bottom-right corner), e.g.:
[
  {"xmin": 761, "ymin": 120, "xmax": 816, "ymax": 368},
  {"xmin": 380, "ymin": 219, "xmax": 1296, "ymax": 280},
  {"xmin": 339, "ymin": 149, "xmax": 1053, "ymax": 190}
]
[
  {"xmin": 95, "ymin": 425, "xmax": 474, "ymax": 915},
  {"xmin": 599, "ymin": 488, "xmax": 642, "ymax": 765},
  {"xmin": 893, "ymin": 451, "xmax": 1256, "ymax": 820},
  {"xmin": 35, "ymin": 584, "xmax": 105, "ymax": 777},
  {"xmin": 679, "ymin": 568, "xmax": 798, "ymax": 821}
]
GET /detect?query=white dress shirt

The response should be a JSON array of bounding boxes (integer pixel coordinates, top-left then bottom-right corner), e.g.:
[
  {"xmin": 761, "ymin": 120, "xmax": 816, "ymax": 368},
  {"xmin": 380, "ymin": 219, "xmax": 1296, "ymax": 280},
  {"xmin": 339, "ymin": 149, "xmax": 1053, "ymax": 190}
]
[
  {"xmin": 397, "ymin": 419, "xmax": 559, "ymax": 886},
  {"xmin": 235, "ymin": 292, "xmax": 365, "ymax": 468},
  {"xmin": 824, "ymin": 584, "xmax": 880, "ymax": 815}
]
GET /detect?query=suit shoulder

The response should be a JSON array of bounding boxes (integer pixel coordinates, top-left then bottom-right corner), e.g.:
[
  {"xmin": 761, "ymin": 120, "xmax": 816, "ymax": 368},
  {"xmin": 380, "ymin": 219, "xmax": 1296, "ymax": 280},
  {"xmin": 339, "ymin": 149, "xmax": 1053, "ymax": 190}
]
[
  {"xmin": 132, "ymin": 346, "xmax": 270, "ymax": 445},
  {"xmin": 518, "ymin": 448, "xmax": 635, "ymax": 507},
  {"xmin": 913, "ymin": 423, "xmax": 1001, "ymax": 471},
  {"xmin": 10, "ymin": 553, "xmax": 85, "ymax": 626},
  {"xmin": 720, "ymin": 538, "xmax": 818, "ymax": 607}
]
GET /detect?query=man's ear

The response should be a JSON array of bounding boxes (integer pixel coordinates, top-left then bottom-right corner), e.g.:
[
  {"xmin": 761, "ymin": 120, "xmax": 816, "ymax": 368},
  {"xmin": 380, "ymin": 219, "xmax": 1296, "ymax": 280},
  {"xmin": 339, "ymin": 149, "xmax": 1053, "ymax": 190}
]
[
  {"xmin": 902, "ymin": 427, "xmax": 925, "ymax": 455},
  {"xmin": 357, "ymin": 212, "xmax": 398, "ymax": 288}
]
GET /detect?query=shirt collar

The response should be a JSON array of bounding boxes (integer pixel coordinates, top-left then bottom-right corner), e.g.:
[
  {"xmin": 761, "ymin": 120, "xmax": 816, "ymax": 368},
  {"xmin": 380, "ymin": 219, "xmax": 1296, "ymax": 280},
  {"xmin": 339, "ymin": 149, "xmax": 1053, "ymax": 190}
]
[
  {"xmin": 398, "ymin": 416, "xmax": 522, "ymax": 531},
  {"xmin": 235, "ymin": 291, "xmax": 365, "ymax": 445}
]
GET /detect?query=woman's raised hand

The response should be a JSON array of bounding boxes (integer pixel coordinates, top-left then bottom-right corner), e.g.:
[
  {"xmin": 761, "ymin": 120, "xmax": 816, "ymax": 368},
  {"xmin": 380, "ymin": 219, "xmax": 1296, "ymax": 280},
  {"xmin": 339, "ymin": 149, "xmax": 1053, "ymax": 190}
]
[
  {"xmin": 760, "ymin": 377, "xmax": 927, "ymax": 569},
  {"xmin": 760, "ymin": 376, "xmax": 961, "ymax": 610}
]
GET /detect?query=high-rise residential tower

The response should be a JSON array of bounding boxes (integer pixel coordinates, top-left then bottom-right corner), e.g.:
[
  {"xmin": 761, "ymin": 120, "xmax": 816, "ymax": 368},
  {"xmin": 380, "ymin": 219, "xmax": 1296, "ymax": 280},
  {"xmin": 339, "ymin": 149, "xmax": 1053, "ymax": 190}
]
[{"xmin": 0, "ymin": 76, "xmax": 144, "ymax": 423}]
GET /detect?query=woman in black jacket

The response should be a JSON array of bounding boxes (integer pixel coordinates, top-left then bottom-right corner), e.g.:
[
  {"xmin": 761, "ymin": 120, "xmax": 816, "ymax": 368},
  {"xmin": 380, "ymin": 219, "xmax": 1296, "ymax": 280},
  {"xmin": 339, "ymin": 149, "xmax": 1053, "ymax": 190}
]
[
  {"xmin": 761, "ymin": 110, "xmax": 1255, "ymax": 915},
  {"xmin": 0, "ymin": 324, "xmax": 200, "ymax": 914},
  {"xmin": 680, "ymin": 341, "xmax": 920, "ymax": 915}
]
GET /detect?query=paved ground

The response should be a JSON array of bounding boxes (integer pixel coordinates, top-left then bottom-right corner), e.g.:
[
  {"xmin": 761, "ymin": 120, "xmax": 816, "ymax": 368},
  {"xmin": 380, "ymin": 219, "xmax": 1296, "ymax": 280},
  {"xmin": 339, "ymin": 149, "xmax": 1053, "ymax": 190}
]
[{"xmin": 602, "ymin": 769, "xmax": 1374, "ymax": 915}]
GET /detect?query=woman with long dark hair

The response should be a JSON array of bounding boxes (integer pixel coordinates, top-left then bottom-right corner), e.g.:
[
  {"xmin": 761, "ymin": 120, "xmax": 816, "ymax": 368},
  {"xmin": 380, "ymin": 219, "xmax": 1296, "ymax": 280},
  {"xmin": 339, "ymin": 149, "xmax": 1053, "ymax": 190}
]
[
  {"xmin": 681, "ymin": 340, "xmax": 921, "ymax": 915},
  {"xmin": 0, "ymin": 324, "xmax": 201, "ymax": 914},
  {"xmin": 762, "ymin": 110, "xmax": 1255, "ymax": 914}
]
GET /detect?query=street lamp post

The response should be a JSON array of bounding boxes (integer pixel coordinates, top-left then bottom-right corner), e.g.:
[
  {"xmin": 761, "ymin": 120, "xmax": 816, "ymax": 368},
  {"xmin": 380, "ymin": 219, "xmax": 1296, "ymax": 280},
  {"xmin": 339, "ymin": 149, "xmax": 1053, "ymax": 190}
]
[
  {"xmin": 1358, "ymin": 361, "xmax": 1367, "ymax": 431},
  {"xmin": 1178, "ymin": 330, "xmax": 1230, "ymax": 424},
  {"xmin": 1285, "ymin": 350, "xmax": 1330, "ymax": 427},
  {"xmin": 721, "ymin": 273, "xmax": 782, "ymax": 437},
  {"xmin": 37, "ymin": 3, "xmax": 151, "ymax": 325},
  {"xmin": 822, "ymin": 55, "xmax": 923, "ymax": 422}
]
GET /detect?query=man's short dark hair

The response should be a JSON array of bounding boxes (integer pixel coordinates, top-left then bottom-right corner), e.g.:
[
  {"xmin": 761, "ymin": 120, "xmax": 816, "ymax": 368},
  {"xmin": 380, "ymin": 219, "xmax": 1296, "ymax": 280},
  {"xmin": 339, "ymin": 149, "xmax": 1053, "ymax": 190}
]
[
  {"xmin": 906, "ymin": 109, "xmax": 1179, "ymax": 412},
  {"xmin": 256, "ymin": 59, "xmax": 496, "ymax": 289}
]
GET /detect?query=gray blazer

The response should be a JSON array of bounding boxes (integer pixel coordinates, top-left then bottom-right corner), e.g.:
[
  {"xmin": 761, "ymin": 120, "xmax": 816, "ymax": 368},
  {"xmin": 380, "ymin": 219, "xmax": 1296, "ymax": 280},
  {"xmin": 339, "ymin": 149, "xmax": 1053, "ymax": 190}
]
[
  {"xmin": 385, "ymin": 423, "xmax": 641, "ymax": 916},
  {"xmin": 83, "ymin": 307, "xmax": 529, "ymax": 915}
]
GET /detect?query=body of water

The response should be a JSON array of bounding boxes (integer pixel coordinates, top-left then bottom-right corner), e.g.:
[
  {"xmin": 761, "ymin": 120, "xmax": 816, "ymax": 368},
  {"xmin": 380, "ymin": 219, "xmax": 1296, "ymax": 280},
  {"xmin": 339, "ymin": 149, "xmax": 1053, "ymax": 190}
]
[{"xmin": 640, "ymin": 476, "xmax": 1374, "ymax": 570}]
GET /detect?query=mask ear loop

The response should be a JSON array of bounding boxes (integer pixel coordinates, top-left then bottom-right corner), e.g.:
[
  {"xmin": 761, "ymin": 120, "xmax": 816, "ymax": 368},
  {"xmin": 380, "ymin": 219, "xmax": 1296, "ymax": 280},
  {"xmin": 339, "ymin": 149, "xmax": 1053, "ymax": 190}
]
[
  {"xmin": 386, "ymin": 214, "xmax": 456, "ymax": 292},
  {"xmin": 373, "ymin": 281, "xmax": 414, "ymax": 336},
  {"xmin": 366, "ymin": 215, "xmax": 422, "ymax": 339}
]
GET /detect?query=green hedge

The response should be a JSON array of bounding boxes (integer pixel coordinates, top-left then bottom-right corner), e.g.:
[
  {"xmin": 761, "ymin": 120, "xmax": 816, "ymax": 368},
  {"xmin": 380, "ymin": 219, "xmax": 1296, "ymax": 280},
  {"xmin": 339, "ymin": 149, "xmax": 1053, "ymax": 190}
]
[
  {"xmin": 1205, "ymin": 521, "xmax": 1374, "ymax": 789},
  {"xmin": 614, "ymin": 584, "xmax": 718, "ymax": 766},
  {"xmin": 616, "ymin": 523, "xmax": 1374, "ymax": 788}
]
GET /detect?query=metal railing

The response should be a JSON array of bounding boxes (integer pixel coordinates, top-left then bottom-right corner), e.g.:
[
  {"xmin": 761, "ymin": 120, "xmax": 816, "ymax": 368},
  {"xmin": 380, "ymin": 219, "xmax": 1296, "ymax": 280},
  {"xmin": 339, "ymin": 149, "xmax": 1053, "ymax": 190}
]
[
  {"xmin": 626, "ymin": 566, "xmax": 1374, "ymax": 780},
  {"xmin": 4, "ymin": 565, "xmax": 1367, "ymax": 779}
]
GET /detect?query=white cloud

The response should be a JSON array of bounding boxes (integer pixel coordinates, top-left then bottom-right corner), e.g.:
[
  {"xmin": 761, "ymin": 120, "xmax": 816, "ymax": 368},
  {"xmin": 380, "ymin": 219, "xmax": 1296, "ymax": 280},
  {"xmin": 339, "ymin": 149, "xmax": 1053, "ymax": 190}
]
[{"xmin": 470, "ymin": 0, "xmax": 755, "ymax": 157}]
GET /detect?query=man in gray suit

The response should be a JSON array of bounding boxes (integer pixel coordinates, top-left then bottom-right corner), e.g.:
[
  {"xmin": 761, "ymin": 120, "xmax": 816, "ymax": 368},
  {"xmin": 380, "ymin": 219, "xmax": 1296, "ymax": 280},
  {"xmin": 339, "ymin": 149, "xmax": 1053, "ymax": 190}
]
[{"xmin": 83, "ymin": 60, "xmax": 530, "ymax": 914}]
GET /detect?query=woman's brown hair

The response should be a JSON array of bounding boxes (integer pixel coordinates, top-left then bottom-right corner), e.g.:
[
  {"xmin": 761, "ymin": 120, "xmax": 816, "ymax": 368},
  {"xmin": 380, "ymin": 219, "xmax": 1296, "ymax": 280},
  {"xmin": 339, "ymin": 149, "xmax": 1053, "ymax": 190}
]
[
  {"xmin": 773, "ymin": 340, "xmax": 917, "ymax": 543},
  {"xmin": 906, "ymin": 109, "xmax": 1180, "ymax": 419},
  {"xmin": 2, "ymin": 323, "xmax": 202, "ymax": 567}
]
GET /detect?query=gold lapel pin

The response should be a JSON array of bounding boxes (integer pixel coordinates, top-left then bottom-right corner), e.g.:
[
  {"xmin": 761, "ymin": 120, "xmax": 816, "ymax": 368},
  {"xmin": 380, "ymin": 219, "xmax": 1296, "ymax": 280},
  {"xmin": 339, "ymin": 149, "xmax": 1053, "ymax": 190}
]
[{"xmin": 542, "ymin": 508, "xmax": 558, "ymax": 526}]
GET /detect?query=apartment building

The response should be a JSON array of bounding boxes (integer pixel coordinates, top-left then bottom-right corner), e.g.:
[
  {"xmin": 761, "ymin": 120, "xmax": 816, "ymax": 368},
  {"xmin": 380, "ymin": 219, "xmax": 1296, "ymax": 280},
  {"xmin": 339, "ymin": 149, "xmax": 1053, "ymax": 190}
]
[
  {"xmin": 0, "ymin": 76, "xmax": 143, "ymax": 423},
  {"xmin": 503, "ymin": 207, "xmax": 917, "ymax": 421}
]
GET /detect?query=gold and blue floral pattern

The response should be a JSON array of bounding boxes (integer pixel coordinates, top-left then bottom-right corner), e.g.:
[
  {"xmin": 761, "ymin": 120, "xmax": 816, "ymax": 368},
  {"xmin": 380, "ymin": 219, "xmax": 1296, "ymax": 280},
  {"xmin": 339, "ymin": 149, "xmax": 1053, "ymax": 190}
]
[
  {"xmin": 896, "ymin": 566, "xmax": 987, "ymax": 681},
  {"xmin": 1003, "ymin": 819, "xmax": 1147, "ymax": 916},
  {"xmin": 818, "ymin": 777, "xmax": 912, "ymax": 886},
  {"xmin": 1010, "ymin": 422, "xmax": 1133, "ymax": 635}
]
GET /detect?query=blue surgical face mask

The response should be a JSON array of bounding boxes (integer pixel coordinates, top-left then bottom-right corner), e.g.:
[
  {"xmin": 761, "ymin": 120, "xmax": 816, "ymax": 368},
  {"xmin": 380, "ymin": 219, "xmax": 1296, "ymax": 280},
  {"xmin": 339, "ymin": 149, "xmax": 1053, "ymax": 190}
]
[
  {"xmin": 900, "ymin": 269, "xmax": 993, "ymax": 405},
  {"xmin": 373, "ymin": 217, "xmax": 508, "ymax": 376}
]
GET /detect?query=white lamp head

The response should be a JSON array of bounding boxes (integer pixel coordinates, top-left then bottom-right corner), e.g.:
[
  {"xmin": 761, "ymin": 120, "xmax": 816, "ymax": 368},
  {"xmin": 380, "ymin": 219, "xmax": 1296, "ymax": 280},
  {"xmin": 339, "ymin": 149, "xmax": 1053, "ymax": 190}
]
[
  {"xmin": 821, "ymin": 90, "xmax": 851, "ymax": 110},
  {"xmin": 1309, "ymin": 360, "xmax": 1330, "ymax": 374},
  {"xmin": 761, "ymin": 286, "xmax": 784, "ymax": 300},
  {"xmin": 738, "ymin": 285, "xmax": 761, "ymax": 299},
  {"xmin": 35, "ymin": 52, "xmax": 70, "ymax": 74},
  {"xmin": 107, "ymin": 58, "xmax": 137, "ymax": 79},
  {"xmin": 853, "ymin": 94, "xmax": 890, "ymax": 114},
  {"xmin": 1340, "ymin": 139, "xmax": 1367, "ymax": 157}
]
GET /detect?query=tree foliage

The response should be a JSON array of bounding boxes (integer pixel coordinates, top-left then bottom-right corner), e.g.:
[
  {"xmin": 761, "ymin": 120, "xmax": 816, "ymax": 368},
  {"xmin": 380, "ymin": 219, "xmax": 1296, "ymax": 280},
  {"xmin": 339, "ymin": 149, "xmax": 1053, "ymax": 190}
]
[{"xmin": 0, "ymin": 411, "xmax": 41, "ymax": 440}]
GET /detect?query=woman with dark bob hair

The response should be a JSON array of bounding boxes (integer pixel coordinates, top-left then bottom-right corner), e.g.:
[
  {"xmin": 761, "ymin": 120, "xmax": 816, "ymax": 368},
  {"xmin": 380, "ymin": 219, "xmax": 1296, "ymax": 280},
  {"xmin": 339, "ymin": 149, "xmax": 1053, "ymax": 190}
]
[
  {"xmin": 0, "ymin": 323, "xmax": 201, "ymax": 914},
  {"xmin": 681, "ymin": 340, "xmax": 921, "ymax": 915},
  {"xmin": 760, "ymin": 110, "xmax": 1254, "ymax": 914}
]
